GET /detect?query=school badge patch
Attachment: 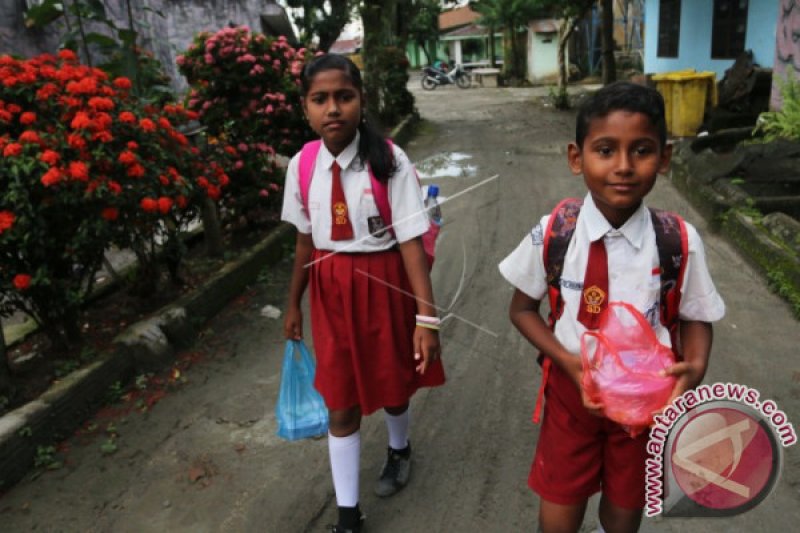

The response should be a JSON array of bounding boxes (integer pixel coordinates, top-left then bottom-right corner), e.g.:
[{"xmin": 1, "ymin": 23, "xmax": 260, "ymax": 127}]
[
  {"xmin": 583, "ymin": 285, "xmax": 606, "ymax": 314},
  {"xmin": 333, "ymin": 202, "xmax": 349, "ymax": 225}
]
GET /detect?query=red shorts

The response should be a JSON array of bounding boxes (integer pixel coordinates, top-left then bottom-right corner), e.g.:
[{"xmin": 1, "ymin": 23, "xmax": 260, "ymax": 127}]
[
  {"xmin": 528, "ymin": 364, "xmax": 649, "ymax": 509},
  {"xmin": 309, "ymin": 248, "xmax": 445, "ymax": 415}
]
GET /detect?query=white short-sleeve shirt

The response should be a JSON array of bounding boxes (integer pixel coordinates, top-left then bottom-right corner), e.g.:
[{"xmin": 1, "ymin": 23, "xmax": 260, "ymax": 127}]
[
  {"xmin": 281, "ymin": 133, "xmax": 429, "ymax": 251},
  {"xmin": 498, "ymin": 193, "xmax": 726, "ymax": 355}
]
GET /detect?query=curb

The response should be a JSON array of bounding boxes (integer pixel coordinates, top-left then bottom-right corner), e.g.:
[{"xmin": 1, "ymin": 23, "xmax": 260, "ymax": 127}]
[
  {"xmin": 390, "ymin": 113, "xmax": 420, "ymax": 147},
  {"xmin": 0, "ymin": 224, "xmax": 294, "ymax": 491},
  {"xmin": 670, "ymin": 144, "xmax": 800, "ymax": 310}
]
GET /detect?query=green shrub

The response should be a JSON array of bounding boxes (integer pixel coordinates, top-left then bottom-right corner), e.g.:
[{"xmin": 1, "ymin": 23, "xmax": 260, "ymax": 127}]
[{"xmin": 754, "ymin": 71, "xmax": 800, "ymax": 142}]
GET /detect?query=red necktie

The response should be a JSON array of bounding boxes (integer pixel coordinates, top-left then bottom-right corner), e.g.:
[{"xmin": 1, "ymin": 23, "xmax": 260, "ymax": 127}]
[
  {"xmin": 577, "ymin": 238, "xmax": 609, "ymax": 330},
  {"xmin": 330, "ymin": 161, "xmax": 354, "ymax": 241}
]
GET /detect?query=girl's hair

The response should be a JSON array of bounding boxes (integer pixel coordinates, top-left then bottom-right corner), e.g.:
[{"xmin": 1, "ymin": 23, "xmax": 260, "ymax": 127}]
[{"xmin": 301, "ymin": 54, "xmax": 397, "ymax": 182}]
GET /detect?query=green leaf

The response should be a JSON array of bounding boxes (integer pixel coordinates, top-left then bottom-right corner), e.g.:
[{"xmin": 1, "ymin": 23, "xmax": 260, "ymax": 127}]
[
  {"xmin": 83, "ymin": 32, "xmax": 119, "ymax": 49},
  {"xmin": 24, "ymin": 0, "xmax": 64, "ymax": 29}
]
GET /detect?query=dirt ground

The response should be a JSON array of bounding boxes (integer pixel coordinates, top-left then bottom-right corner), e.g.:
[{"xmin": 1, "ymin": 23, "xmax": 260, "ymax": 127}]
[{"xmin": 0, "ymin": 80, "xmax": 798, "ymax": 533}]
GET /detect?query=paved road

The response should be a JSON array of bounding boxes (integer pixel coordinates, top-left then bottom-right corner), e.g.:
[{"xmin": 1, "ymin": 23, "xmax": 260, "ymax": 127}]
[{"xmin": 1, "ymin": 82, "xmax": 798, "ymax": 532}]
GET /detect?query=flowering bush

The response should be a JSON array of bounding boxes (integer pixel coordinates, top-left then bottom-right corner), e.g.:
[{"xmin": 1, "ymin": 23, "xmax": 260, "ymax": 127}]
[
  {"xmin": 0, "ymin": 51, "xmax": 227, "ymax": 348},
  {"xmin": 177, "ymin": 26, "xmax": 313, "ymax": 222}
]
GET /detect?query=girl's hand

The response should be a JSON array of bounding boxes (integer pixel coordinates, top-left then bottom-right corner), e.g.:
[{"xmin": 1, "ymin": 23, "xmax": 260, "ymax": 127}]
[
  {"xmin": 413, "ymin": 326, "xmax": 441, "ymax": 374},
  {"xmin": 284, "ymin": 306, "xmax": 303, "ymax": 340}
]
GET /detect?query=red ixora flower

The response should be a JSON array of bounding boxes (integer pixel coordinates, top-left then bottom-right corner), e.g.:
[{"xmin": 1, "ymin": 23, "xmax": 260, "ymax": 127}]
[
  {"xmin": 19, "ymin": 130, "xmax": 41, "ymax": 144},
  {"xmin": 127, "ymin": 163, "xmax": 145, "ymax": 178},
  {"xmin": 119, "ymin": 111, "xmax": 136, "ymax": 123},
  {"xmin": 113, "ymin": 77, "xmax": 132, "ymax": 90},
  {"xmin": 140, "ymin": 197, "xmax": 158, "ymax": 212},
  {"xmin": 3, "ymin": 143, "xmax": 22, "ymax": 157},
  {"xmin": 13, "ymin": 273, "xmax": 32, "ymax": 291},
  {"xmin": 68, "ymin": 161, "xmax": 89, "ymax": 181},
  {"xmin": 0, "ymin": 210, "xmax": 15, "ymax": 233},
  {"xmin": 88, "ymin": 96, "xmax": 115, "ymax": 111},
  {"xmin": 41, "ymin": 167, "xmax": 63, "ymax": 187},
  {"xmin": 138, "ymin": 118, "xmax": 156, "ymax": 132},
  {"xmin": 157, "ymin": 197, "xmax": 173, "ymax": 214},
  {"xmin": 40, "ymin": 149, "xmax": 60, "ymax": 166},
  {"xmin": 57, "ymin": 49, "xmax": 78, "ymax": 62},
  {"xmin": 118, "ymin": 150, "xmax": 137, "ymax": 165},
  {"xmin": 101, "ymin": 207, "xmax": 118, "ymax": 221},
  {"xmin": 19, "ymin": 112, "xmax": 36, "ymax": 125}
]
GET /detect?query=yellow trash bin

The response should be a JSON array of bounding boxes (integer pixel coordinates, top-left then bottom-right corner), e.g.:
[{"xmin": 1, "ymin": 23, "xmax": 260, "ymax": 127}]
[{"xmin": 651, "ymin": 70, "xmax": 717, "ymax": 137}]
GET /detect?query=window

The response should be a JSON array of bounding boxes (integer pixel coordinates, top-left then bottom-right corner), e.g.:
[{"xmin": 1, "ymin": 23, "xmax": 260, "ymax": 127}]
[
  {"xmin": 657, "ymin": 0, "xmax": 681, "ymax": 58},
  {"xmin": 711, "ymin": 0, "xmax": 749, "ymax": 59}
]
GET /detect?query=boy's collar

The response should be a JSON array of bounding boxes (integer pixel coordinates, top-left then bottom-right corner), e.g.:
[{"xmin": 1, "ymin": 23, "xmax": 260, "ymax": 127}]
[
  {"xmin": 582, "ymin": 193, "xmax": 648, "ymax": 250},
  {"xmin": 318, "ymin": 131, "xmax": 360, "ymax": 172}
]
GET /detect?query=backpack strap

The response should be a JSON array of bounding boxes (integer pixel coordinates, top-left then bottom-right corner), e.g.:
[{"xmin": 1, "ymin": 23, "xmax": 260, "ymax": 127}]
[
  {"xmin": 650, "ymin": 208, "xmax": 689, "ymax": 360},
  {"xmin": 298, "ymin": 138, "xmax": 396, "ymax": 238},
  {"xmin": 368, "ymin": 139, "xmax": 395, "ymax": 237},
  {"xmin": 533, "ymin": 197, "xmax": 582, "ymax": 423},
  {"xmin": 298, "ymin": 140, "xmax": 322, "ymax": 217},
  {"xmin": 544, "ymin": 197, "xmax": 583, "ymax": 326}
]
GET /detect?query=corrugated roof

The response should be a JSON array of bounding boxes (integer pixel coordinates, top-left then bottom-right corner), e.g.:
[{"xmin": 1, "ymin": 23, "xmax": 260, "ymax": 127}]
[
  {"xmin": 439, "ymin": 6, "xmax": 480, "ymax": 30},
  {"xmin": 442, "ymin": 23, "xmax": 489, "ymax": 39},
  {"xmin": 530, "ymin": 19, "xmax": 558, "ymax": 33}
]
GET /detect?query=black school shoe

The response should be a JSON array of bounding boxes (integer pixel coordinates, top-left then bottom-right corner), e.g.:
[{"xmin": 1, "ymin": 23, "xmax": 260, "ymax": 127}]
[
  {"xmin": 374, "ymin": 443, "xmax": 411, "ymax": 497},
  {"xmin": 328, "ymin": 505, "xmax": 365, "ymax": 533}
]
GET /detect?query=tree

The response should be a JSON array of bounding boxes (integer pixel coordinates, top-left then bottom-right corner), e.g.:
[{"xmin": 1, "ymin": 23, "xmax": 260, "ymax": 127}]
[
  {"xmin": 600, "ymin": 0, "xmax": 616, "ymax": 85},
  {"xmin": 287, "ymin": 0, "xmax": 354, "ymax": 51},
  {"xmin": 470, "ymin": 0, "xmax": 544, "ymax": 81},
  {"xmin": 360, "ymin": 0, "xmax": 415, "ymax": 126},
  {"xmin": 533, "ymin": 0, "xmax": 595, "ymax": 102},
  {"xmin": 406, "ymin": 0, "xmax": 442, "ymax": 65}
]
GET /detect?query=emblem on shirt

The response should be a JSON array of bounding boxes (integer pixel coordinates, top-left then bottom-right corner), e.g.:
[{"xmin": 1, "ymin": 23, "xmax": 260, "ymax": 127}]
[
  {"xmin": 368, "ymin": 215, "xmax": 387, "ymax": 237},
  {"xmin": 333, "ymin": 202, "xmax": 349, "ymax": 225},
  {"xmin": 530, "ymin": 223, "xmax": 544, "ymax": 245},
  {"xmin": 583, "ymin": 285, "xmax": 606, "ymax": 314}
]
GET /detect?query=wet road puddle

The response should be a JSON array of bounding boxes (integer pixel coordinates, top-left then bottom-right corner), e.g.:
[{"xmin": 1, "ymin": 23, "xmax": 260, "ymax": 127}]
[{"xmin": 415, "ymin": 152, "xmax": 478, "ymax": 180}]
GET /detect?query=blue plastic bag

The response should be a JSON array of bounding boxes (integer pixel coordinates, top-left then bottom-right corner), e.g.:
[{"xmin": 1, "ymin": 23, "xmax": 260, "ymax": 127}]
[{"xmin": 276, "ymin": 339, "xmax": 328, "ymax": 440}]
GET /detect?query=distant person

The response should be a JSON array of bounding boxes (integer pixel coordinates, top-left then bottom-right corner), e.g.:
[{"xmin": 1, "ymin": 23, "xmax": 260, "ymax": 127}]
[
  {"xmin": 281, "ymin": 54, "xmax": 445, "ymax": 533},
  {"xmin": 499, "ymin": 82, "xmax": 725, "ymax": 532}
]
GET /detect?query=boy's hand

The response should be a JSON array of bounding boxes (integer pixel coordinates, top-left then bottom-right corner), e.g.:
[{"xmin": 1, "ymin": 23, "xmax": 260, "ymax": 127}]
[
  {"xmin": 413, "ymin": 326, "xmax": 441, "ymax": 375},
  {"xmin": 652, "ymin": 360, "xmax": 703, "ymax": 417},
  {"xmin": 580, "ymin": 386, "xmax": 605, "ymax": 417},
  {"xmin": 565, "ymin": 356, "xmax": 604, "ymax": 417},
  {"xmin": 283, "ymin": 305, "xmax": 303, "ymax": 340}
]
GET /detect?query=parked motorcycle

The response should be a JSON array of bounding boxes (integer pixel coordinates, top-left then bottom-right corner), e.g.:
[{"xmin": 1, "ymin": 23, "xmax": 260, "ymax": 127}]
[{"xmin": 421, "ymin": 64, "xmax": 471, "ymax": 90}]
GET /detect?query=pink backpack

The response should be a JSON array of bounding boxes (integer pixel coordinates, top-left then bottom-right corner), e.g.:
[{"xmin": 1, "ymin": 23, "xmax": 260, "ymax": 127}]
[{"xmin": 297, "ymin": 139, "xmax": 439, "ymax": 268}]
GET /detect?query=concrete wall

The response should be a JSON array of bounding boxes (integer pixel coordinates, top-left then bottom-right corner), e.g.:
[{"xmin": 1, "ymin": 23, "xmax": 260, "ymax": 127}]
[
  {"xmin": 772, "ymin": 0, "xmax": 800, "ymax": 109},
  {"xmin": 644, "ymin": 0, "xmax": 779, "ymax": 78},
  {"xmin": 527, "ymin": 24, "xmax": 558, "ymax": 82},
  {"xmin": 0, "ymin": 0, "xmax": 274, "ymax": 94}
]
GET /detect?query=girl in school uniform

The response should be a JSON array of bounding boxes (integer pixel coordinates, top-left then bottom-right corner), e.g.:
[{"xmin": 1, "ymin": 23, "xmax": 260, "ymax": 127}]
[{"xmin": 281, "ymin": 53, "xmax": 445, "ymax": 533}]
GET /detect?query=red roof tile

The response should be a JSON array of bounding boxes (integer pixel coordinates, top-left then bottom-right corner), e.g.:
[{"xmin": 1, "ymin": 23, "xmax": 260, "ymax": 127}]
[{"xmin": 439, "ymin": 6, "xmax": 480, "ymax": 30}]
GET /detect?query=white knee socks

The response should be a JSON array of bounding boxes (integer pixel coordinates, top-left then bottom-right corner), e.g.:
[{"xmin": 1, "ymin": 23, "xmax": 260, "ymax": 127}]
[
  {"xmin": 384, "ymin": 409, "xmax": 410, "ymax": 451},
  {"xmin": 328, "ymin": 431, "xmax": 361, "ymax": 507}
]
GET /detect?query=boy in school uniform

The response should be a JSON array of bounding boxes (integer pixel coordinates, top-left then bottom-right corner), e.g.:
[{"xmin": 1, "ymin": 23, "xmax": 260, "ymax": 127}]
[{"xmin": 499, "ymin": 82, "xmax": 725, "ymax": 532}]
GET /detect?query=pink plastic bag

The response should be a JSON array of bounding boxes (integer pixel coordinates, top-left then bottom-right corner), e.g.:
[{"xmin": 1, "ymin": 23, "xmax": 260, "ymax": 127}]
[{"xmin": 581, "ymin": 302, "xmax": 677, "ymax": 434}]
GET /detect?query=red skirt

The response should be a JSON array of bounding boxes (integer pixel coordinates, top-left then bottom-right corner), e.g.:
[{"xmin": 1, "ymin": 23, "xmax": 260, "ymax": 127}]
[{"xmin": 309, "ymin": 248, "xmax": 445, "ymax": 415}]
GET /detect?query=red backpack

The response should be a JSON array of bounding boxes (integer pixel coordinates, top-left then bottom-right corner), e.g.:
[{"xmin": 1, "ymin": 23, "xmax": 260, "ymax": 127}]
[
  {"xmin": 297, "ymin": 139, "xmax": 439, "ymax": 267},
  {"xmin": 532, "ymin": 197, "xmax": 688, "ymax": 423}
]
